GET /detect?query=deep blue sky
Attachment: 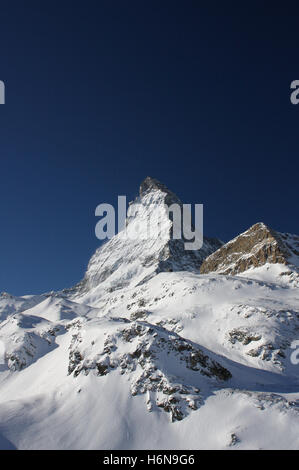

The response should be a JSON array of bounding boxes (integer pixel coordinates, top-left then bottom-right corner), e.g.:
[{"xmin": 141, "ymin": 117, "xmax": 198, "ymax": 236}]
[{"xmin": 0, "ymin": 2, "xmax": 298, "ymax": 295}]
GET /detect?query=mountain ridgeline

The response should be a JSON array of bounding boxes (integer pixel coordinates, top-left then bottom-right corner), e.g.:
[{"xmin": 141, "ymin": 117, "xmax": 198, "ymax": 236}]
[{"xmin": 69, "ymin": 177, "xmax": 298, "ymax": 300}]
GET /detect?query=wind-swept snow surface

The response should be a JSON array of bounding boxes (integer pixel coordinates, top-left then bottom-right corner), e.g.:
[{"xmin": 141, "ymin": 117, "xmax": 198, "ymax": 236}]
[{"xmin": 0, "ymin": 178, "xmax": 298, "ymax": 449}]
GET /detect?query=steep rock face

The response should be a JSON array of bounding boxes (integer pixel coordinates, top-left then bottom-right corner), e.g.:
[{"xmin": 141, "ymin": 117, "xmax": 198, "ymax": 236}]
[
  {"xmin": 69, "ymin": 177, "xmax": 222, "ymax": 299},
  {"xmin": 200, "ymin": 222, "xmax": 299, "ymax": 275}
]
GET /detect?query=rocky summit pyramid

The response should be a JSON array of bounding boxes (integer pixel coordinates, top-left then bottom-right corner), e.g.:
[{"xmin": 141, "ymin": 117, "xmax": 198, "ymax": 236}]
[
  {"xmin": 200, "ymin": 222, "xmax": 299, "ymax": 275},
  {"xmin": 69, "ymin": 177, "xmax": 222, "ymax": 300}
]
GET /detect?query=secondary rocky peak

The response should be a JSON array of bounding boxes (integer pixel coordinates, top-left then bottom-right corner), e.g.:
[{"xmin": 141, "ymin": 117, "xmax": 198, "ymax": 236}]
[{"xmin": 200, "ymin": 222, "xmax": 299, "ymax": 275}]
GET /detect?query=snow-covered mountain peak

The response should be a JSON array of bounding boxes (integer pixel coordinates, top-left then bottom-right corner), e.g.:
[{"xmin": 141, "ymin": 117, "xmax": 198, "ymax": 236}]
[
  {"xmin": 139, "ymin": 176, "xmax": 181, "ymax": 205},
  {"xmin": 140, "ymin": 176, "xmax": 169, "ymax": 194},
  {"xmin": 69, "ymin": 178, "xmax": 222, "ymax": 303}
]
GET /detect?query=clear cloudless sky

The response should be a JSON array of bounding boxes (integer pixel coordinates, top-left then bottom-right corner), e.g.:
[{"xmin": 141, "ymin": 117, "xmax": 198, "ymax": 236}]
[{"xmin": 0, "ymin": 2, "xmax": 298, "ymax": 295}]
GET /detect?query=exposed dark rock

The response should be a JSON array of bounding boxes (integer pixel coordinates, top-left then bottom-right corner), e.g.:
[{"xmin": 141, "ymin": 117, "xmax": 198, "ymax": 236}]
[
  {"xmin": 68, "ymin": 319, "xmax": 231, "ymax": 421},
  {"xmin": 228, "ymin": 329, "xmax": 262, "ymax": 346},
  {"xmin": 229, "ymin": 433, "xmax": 240, "ymax": 446}
]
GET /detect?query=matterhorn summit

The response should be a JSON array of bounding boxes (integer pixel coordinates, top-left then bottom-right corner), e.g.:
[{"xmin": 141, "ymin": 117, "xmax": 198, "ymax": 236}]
[
  {"xmin": 69, "ymin": 177, "xmax": 222, "ymax": 304},
  {"xmin": 0, "ymin": 178, "xmax": 298, "ymax": 450}
]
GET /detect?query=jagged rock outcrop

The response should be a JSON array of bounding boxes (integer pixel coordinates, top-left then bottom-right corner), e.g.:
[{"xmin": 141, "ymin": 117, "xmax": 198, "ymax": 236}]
[
  {"xmin": 67, "ymin": 316, "xmax": 231, "ymax": 422},
  {"xmin": 139, "ymin": 176, "xmax": 179, "ymax": 204},
  {"xmin": 200, "ymin": 222, "xmax": 299, "ymax": 275}
]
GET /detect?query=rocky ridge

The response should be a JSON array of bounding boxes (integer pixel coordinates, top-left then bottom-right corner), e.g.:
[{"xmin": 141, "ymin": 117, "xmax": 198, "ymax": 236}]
[{"xmin": 200, "ymin": 222, "xmax": 299, "ymax": 275}]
